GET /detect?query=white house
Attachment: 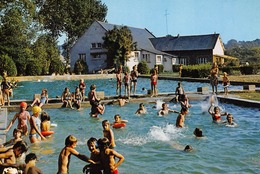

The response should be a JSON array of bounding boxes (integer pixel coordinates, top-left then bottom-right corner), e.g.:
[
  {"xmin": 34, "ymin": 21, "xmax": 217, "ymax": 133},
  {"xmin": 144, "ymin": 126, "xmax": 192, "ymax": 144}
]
[{"xmin": 70, "ymin": 21, "xmax": 177, "ymax": 73}]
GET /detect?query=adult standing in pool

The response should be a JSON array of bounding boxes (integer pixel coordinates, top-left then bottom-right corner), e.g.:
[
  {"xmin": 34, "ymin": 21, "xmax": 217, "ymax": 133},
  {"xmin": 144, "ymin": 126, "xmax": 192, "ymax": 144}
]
[
  {"xmin": 5, "ymin": 102, "xmax": 31, "ymax": 136},
  {"xmin": 210, "ymin": 62, "xmax": 219, "ymax": 94}
]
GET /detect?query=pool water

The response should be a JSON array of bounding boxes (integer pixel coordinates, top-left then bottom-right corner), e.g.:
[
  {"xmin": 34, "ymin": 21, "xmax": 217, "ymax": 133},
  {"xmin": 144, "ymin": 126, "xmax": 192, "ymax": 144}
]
[
  {"xmin": 11, "ymin": 78, "xmax": 243, "ymax": 100},
  {"xmin": 6, "ymin": 99, "xmax": 260, "ymax": 174}
]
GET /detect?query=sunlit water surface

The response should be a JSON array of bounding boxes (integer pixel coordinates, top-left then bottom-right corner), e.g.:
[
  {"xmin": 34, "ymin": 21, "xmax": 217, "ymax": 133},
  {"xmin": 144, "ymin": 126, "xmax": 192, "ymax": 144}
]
[{"xmin": 6, "ymin": 100, "xmax": 260, "ymax": 174}]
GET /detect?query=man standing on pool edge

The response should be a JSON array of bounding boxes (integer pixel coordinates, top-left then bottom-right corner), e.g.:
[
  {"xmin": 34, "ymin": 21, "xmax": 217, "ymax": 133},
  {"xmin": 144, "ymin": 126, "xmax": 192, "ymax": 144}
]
[{"xmin": 130, "ymin": 65, "xmax": 138, "ymax": 95}]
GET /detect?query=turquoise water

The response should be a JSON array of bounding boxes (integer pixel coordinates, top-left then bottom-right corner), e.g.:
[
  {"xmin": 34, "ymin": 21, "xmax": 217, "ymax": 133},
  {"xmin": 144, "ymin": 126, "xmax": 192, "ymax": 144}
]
[
  {"xmin": 6, "ymin": 100, "xmax": 260, "ymax": 174},
  {"xmin": 11, "ymin": 78, "xmax": 243, "ymax": 100}
]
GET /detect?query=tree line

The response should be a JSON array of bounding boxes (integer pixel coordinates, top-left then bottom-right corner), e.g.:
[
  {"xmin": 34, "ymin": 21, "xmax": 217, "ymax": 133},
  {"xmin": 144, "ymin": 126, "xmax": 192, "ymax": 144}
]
[{"xmin": 0, "ymin": 0, "xmax": 107, "ymax": 76}]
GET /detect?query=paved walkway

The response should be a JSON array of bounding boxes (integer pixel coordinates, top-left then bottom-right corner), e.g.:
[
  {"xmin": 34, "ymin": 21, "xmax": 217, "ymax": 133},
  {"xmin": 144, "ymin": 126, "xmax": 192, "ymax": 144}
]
[{"xmin": 0, "ymin": 108, "xmax": 7, "ymax": 144}]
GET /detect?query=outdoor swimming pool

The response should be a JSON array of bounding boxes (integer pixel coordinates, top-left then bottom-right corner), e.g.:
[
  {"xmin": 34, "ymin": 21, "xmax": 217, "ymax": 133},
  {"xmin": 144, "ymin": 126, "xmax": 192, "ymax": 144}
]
[
  {"xmin": 11, "ymin": 77, "xmax": 243, "ymax": 100},
  {"xmin": 6, "ymin": 98, "xmax": 260, "ymax": 174}
]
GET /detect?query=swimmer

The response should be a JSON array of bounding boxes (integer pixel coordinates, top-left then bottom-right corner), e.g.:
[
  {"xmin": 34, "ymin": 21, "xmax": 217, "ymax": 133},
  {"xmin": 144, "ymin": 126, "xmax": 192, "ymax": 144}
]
[
  {"xmin": 57, "ymin": 135, "xmax": 95, "ymax": 174},
  {"xmin": 225, "ymin": 114, "xmax": 238, "ymax": 127},
  {"xmin": 157, "ymin": 103, "xmax": 179, "ymax": 116},
  {"xmin": 184, "ymin": 145, "xmax": 193, "ymax": 152},
  {"xmin": 175, "ymin": 107, "xmax": 188, "ymax": 128},
  {"xmin": 193, "ymin": 128, "xmax": 204, "ymax": 137},
  {"xmin": 135, "ymin": 103, "xmax": 147, "ymax": 115},
  {"xmin": 102, "ymin": 120, "xmax": 116, "ymax": 148},
  {"xmin": 112, "ymin": 114, "xmax": 128, "ymax": 125},
  {"xmin": 208, "ymin": 105, "xmax": 228, "ymax": 123}
]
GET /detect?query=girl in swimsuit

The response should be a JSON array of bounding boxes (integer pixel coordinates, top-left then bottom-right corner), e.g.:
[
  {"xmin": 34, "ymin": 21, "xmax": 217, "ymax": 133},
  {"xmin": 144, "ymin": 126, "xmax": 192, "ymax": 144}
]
[
  {"xmin": 74, "ymin": 87, "xmax": 82, "ymax": 109},
  {"xmin": 31, "ymin": 88, "xmax": 48, "ymax": 108},
  {"xmin": 5, "ymin": 102, "xmax": 31, "ymax": 136},
  {"xmin": 208, "ymin": 105, "xmax": 228, "ymax": 123}
]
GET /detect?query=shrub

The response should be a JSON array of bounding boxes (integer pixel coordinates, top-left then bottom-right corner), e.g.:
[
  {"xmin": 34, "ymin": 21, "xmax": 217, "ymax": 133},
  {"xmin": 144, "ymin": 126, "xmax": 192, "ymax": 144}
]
[
  {"xmin": 49, "ymin": 59, "xmax": 65, "ymax": 75},
  {"xmin": 0, "ymin": 54, "xmax": 17, "ymax": 76},
  {"xmin": 240, "ymin": 65, "xmax": 258, "ymax": 75},
  {"xmin": 137, "ymin": 61, "xmax": 150, "ymax": 74},
  {"xmin": 182, "ymin": 63, "xmax": 211, "ymax": 78},
  {"xmin": 157, "ymin": 65, "xmax": 164, "ymax": 74},
  {"xmin": 172, "ymin": 65, "xmax": 180, "ymax": 72},
  {"xmin": 26, "ymin": 60, "xmax": 42, "ymax": 76},
  {"xmin": 74, "ymin": 59, "xmax": 88, "ymax": 74}
]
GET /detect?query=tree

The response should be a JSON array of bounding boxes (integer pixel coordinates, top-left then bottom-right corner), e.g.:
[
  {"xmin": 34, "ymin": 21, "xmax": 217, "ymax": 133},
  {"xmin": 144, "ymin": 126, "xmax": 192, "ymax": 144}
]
[
  {"xmin": 0, "ymin": 54, "xmax": 17, "ymax": 76},
  {"xmin": 38, "ymin": 0, "xmax": 108, "ymax": 64},
  {"xmin": 31, "ymin": 34, "xmax": 61, "ymax": 75},
  {"xmin": 103, "ymin": 26, "xmax": 136, "ymax": 68},
  {"xmin": 0, "ymin": 0, "xmax": 38, "ymax": 76},
  {"xmin": 137, "ymin": 61, "xmax": 150, "ymax": 75}
]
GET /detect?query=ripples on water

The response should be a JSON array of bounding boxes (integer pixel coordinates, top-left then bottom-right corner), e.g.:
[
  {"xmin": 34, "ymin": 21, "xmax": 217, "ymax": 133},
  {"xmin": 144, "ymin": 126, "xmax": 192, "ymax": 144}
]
[
  {"xmin": 6, "ymin": 78, "xmax": 258, "ymax": 173},
  {"xmin": 6, "ymin": 98, "xmax": 260, "ymax": 174}
]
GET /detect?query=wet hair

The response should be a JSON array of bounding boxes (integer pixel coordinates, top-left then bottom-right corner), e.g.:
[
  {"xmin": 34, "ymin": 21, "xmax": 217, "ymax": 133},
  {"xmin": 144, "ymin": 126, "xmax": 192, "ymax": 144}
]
[
  {"xmin": 65, "ymin": 135, "xmax": 77, "ymax": 146},
  {"xmin": 25, "ymin": 153, "xmax": 37, "ymax": 163},
  {"xmin": 114, "ymin": 114, "xmax": 121, "ymax": 119},
  {"xmin": 214, "ymin": 106, "xmax": 220, "ymax": 112},
  {"xmin": 87, "ymin": 137, "xmax": 98, "ymax": 147},
  {"xmin": 193, "ymin": 128, "xmax": 203, "ymax": 137},
  {"xmin": 13, "ymin": 140, "xmax": 28, "ymax": 153},
  {"xmin": 181, "ymin": 107, "xmax": 188, "ymax": 113},
  {"xmin": 102, "ymin": 120, "xmax": 109, "ymax": 126},
  {"xmin": 227, "ymin": 114, "xmax": 233, "ymax": 120},
  {"xmin": 184, "ymin": 145, "xmax": 193, "ymax": 152},
  {"xmin": 41, "ymin": 111, "xmax": 50, "ymax": 122},
  {"xmin": 90, "ymin": 84, "xmax": 96, "ymax": 90},
  {"xmin": 97, "ymin": 137, "xmax": 110, "ymax": 149},
  {"xmin": 139, "ymin": 103, "xmax": 144, "ymax": 107},
  {"xmin": 13, "ymin": 128, "xmax": 22, "ymax": 136}
]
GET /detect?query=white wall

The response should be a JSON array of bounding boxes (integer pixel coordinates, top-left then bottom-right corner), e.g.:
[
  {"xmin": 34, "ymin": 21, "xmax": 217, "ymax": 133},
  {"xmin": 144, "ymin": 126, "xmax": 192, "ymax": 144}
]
[{"xmin": 213, "ymin": 37, "xmax": 224, "ymax": 55}]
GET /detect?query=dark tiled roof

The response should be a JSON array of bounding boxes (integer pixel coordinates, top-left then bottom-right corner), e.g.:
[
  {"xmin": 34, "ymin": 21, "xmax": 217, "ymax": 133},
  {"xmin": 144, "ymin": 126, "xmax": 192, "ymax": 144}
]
[
  {"xmin": 150, "ymin": 34, "xmax": 220, "ymax": 51},
  {"xmin": 98, "ymin": 21, "xmax": 163, "ymax": 54}
]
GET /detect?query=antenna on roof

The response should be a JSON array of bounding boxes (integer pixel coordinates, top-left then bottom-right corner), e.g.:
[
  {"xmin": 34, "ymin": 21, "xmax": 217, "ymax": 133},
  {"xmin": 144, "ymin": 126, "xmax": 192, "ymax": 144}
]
[{"xmin": 165, "ymin": 9, "xmax": 169, "ymax": 35}]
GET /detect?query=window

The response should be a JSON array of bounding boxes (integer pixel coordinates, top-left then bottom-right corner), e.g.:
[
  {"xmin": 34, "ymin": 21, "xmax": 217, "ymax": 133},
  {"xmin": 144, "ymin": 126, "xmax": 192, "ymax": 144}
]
[
  {"xmin": 142, "ymin": 54, "xmax": 150, "ymax": 63},
  {"xmin": 197, "ymin": 57, "xmax": 208, "ymax": 64},
  {"xmin": 79, "ymin": 54, "xmax": 86, "ymax": 61},
  {"xmin": 97, "ymin": 43, "xmax": 102, "ymax": 48},
  {"xmin": 179, "ymin": 58, "xmax": 187, "ymax": 65},
  {"xmin": 91, "ymin": 43, "xmax": 96, "ymax": 48},
  {"xmin": 163, "ymin": 58, "xmax": 167, "ymax": 62},
  {"xmin": 156, "ymin": 55, "xmax": 162, "ymax": 63},
  {"xmin": 134, "ymin": 52, "xmax": 139, "ymax": 58}
]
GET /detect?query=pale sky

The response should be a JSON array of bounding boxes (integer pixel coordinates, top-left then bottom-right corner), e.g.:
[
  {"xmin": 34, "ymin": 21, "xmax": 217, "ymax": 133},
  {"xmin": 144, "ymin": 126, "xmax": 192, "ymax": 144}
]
[
  {"xmin": 101, "ymin": 0, "xmax": 260, "ymax": 44},
  {"xmin": 58, "ymin": 0, "xmax": 260, "ymax": 44}
]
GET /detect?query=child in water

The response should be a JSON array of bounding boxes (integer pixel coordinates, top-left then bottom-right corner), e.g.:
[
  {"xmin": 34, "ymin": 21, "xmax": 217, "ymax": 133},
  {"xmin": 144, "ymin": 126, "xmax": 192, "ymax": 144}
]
[
  {"xmin": 175, "ymin": 107, "xmax": 188, "ymax": 128},
  {"xmin": 208, "ymin": 105, "xmax": 228, "ymax": 123},
  {"xmin": 98, "ymin": 137, "xmax": 124, "ymax": 174},
  {"xmin": 112, "ymin": 114, "xmax": 128, "ymax": 125},
  {"xmin": 222, "ymin": 72, "xmax": 230, "ymax": 95},
  {"xmin": 102, "ymin": 120, "xmax": 116, "ymax": 148},
  {"xmin": 157, "ymin": 103, "xmax": 179, "ymax": 116},
  {"xmin": 135, "ymin": 103, "xmax": 147, "ymax": 115},
  {"xmin": 225, "ymin": 114, "xmax": 238, "ymax": 127},
  {"xmin": 83, "ymin": 137, "xmax": 102, "ymax": 174},
  {"xmin": 193, "ymin": 128, "xmax": 204, "ymax": 137},
  {"xmin": 57, "ymin": 135, "xmax": 95, "ymax": 174},
  {"xmin": 40, "ymin": 111, "xmax": 51, "ymax": 132},
  {"xmin": 0, "ymin": 128, "xmax": 23, "ymax": 148}
]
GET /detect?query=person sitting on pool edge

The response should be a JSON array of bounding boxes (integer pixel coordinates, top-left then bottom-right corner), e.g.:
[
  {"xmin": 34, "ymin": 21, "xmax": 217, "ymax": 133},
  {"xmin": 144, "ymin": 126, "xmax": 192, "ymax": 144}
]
[{"xmin": 193, "ymin": 128, "xmax": 203, "ymax": 137}]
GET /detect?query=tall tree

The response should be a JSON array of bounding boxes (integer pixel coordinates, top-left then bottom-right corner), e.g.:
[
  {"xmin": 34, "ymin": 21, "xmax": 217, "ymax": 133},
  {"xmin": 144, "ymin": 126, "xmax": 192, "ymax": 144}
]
[
  {"xmin": 38, "ymin": 0, "xmax": 107, "ymax": 63},
  {"xmin": 102, "ymin": 26, "xmax": 135, "ymax": 68},
  {"xmin": 0, "ymin": 0, "xmax": 38, "ymax": 75}
]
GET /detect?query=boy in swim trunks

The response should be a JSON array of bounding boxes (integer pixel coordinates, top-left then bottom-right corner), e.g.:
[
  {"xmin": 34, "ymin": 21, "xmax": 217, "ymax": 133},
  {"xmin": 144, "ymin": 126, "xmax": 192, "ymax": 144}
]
[
  {"xmin": 130, "ymin": 65, "xmax": 138, "ymax": 95},
  {"xmin": 123, "ymin": 72, "xmax": 130, "ymax": 99},
  {"xmin": 5, "ymin": 102, "xmax": 31, "ymax": 136},
  {"xmin": 116, "ymin": 69, "xmax": 122, "ymax": 97},
  {"xmin": 57, "ymin": 135, "xmax": 95, "ymax": 174},
  {"xmin": 176, "ymin": 107, "xmax": 188, "ymax": 128},
  {"xmin": 98, "ymin": 137, "xmax": 124, "ymax": 174},
  {"xmin": 150, "ymin": 70, "xmax": 158, "ymax": 97},
  {"xmin": 102, "ymin": 120, "xmax": 116, "ymax": 148},
  {"xmin": 83, "ymin": 137, "xmax": 102, "ymax": 174}
]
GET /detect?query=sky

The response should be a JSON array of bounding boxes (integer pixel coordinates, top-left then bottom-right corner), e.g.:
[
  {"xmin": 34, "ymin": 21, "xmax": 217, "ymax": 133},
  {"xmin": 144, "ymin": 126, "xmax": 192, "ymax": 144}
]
[{"xmin": 59, "ymin": 0, "xmax": 260, "ymax": 44}]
